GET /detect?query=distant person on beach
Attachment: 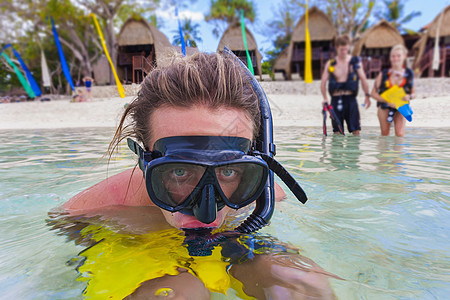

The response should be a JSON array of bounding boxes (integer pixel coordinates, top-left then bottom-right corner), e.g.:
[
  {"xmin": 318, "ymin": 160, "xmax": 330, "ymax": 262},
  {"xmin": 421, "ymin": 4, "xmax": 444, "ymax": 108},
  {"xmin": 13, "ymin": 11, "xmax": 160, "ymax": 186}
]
[
  {"xmin": 82, "ymin": 75, "xmax": 94, "ymax": 101},
  {"xmin": 320, "ymin": 35, "xmax": 371, "ymax": 136},
  {"xmin": 62, "ymin": 51, "xmax": 336, "ymax": 299},
  {"xmin": 72, "ymin": 89, "xmax": 86, "ymax": 102},
  {"xmin": 370, "ymin": 44, "xmax": 416, "ymax": 137}
]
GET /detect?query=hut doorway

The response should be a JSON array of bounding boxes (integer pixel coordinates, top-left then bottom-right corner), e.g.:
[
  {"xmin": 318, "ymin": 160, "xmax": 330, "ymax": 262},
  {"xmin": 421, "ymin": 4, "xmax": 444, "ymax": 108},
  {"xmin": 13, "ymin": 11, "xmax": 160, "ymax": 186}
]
[{"xmin": 118, "ymin": 44, "xmax": 155, "ymax": 84}]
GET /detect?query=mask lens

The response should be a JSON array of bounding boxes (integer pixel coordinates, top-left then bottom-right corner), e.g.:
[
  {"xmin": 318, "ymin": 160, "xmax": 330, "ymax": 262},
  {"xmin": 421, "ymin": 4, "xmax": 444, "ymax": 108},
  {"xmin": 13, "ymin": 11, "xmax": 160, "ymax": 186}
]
[
  {"xmin": 215, "ymin": 163, "xmax": 266, "ymax": 206},
  {"xmin": 151, "ymin": 163, "xmax": 206, "ymax": 207}
]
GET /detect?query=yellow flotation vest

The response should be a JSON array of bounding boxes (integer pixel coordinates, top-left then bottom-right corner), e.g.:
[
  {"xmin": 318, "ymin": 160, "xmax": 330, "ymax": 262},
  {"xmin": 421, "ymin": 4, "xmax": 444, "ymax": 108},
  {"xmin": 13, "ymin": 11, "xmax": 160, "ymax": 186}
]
[{"xmin": 75, "ymin": 225, "xmax": 255, "ymax": 299}]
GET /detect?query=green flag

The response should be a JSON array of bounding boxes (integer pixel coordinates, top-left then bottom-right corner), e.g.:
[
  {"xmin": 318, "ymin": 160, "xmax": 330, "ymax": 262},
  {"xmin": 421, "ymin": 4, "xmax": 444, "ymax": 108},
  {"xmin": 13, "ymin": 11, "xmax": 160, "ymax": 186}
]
[{"xmin": 240, "ymin": 9, "xmax": 254, "ymax": 75}]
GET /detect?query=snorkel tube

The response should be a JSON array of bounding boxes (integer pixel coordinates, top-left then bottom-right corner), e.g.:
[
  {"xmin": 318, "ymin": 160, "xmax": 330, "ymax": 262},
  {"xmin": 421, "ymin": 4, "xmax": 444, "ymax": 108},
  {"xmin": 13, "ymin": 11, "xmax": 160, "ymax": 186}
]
[{"xmin": 223, "ymin": 48, "xmax": 275, "ymax": 233}]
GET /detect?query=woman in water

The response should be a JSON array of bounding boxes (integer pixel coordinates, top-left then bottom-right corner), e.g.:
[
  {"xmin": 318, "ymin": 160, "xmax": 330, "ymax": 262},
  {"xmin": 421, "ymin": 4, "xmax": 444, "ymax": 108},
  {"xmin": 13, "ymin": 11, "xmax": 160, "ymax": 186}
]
[
  {"xmin": 62, "ymin": 51, "xmax": 337, "ymax": 299},
  {"xmin": 370, "ymin": 44, "xmax": 417, "ymax": 137}
]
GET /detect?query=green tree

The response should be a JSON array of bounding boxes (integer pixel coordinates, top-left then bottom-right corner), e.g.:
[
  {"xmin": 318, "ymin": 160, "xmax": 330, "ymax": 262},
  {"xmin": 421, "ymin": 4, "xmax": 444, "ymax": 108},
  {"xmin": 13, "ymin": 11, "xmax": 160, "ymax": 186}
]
[
  {"xmin": 263, "ymin": 0, "xmax": 304, "ymax": 73},
  {"xmin": 314, "ymin": 0, "xmax": 375, "ymax": 39},
  {"xmin": 205, "ymin": 0, "xmax": 256, "ymax": 37},
  {"xmin": 172, "ymin": 18, "xmax": 203, "ymax": 48},
  {"xmin": 375, "ymin": 0, "xmax": 421, "ymax": 33}
]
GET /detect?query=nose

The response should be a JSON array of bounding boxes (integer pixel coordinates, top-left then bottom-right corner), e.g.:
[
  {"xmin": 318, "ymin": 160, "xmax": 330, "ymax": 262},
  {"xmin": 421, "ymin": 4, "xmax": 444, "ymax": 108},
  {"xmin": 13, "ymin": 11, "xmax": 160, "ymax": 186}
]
[{"xmin": 192, "ymin": 184, "xmax": 217, "ymax": 224}]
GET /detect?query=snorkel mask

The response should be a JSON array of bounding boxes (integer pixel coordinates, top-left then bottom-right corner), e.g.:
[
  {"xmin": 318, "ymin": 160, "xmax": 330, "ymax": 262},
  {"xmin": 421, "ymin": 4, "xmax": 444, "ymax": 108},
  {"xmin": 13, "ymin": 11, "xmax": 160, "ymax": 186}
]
[{"xmin": 128, "ymin": 48, "xmax": 308, "ymax": 233}]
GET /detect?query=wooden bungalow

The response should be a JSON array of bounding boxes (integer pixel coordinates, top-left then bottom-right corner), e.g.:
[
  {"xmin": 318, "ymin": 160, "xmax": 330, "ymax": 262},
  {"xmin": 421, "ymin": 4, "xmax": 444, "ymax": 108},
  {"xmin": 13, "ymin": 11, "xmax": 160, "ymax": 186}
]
[
  {"xmin": 412, "ymin": 5, "xmax": 450, "ymax": 77},
  {"xmin": 286, "ymin": 6, "xmax": 336, "ymax": 80},
  {"xmin": 117, "ymin": 18, "xmax": 172, "ymax": 84},
  {"xmin": 217, "ymin": 24, "xmax": 262, "ymax": 77},
  {"xmin": 352, "ymin": 20, "xmax": 404, "ymax": 78}
]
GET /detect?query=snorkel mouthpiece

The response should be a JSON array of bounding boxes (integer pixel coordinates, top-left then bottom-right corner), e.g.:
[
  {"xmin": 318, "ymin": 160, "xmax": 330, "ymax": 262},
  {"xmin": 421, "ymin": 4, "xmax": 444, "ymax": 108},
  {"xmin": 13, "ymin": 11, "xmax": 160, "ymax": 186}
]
[{"xmin": 193, "ymin": 184, "xmax": 217, "ymax": 224}]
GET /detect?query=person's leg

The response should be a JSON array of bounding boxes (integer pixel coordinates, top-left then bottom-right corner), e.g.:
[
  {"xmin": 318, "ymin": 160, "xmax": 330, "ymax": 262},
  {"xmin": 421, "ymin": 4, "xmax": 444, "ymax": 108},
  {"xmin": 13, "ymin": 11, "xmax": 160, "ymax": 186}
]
[
  {"xmin": 377, "ymin": 107, "xmax": 391, "ymax": 136},
  {"xmin": 330, "ymin": 96, "xmax": 344, "ymax": 135},
  {"xmin": 393, "ymin": 112, "xmax": 406, "ymax": 137},
  {"xmin": 345, "ymin": 96, "xmax": 361, "ymax": 136}
]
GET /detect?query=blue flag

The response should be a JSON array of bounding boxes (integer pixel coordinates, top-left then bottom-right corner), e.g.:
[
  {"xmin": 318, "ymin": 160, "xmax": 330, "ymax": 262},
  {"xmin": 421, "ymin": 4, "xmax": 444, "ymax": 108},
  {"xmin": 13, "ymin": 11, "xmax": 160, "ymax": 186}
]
[
  {"xmin": 51, "ymin": 17, "xmax": 75, "ymax": 91},
  {"xmin": 175, "ymin": 8, "xmax": 186, "ymax": 56}
]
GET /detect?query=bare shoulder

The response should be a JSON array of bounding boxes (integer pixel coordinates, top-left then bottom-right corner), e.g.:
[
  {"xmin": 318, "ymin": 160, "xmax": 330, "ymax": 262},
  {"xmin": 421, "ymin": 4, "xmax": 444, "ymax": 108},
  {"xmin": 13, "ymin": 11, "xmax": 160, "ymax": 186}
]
[{"xmin": 63, "ymin": 168, "xmax": 151, "ymax": 211}]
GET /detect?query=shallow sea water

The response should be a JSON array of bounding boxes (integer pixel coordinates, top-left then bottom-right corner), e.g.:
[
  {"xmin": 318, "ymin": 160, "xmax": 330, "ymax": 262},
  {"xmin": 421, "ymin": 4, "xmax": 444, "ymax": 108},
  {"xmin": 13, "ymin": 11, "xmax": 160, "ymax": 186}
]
[{"xmin": 0, "ymin": 126, "xmax": 449, "ymax": 299}]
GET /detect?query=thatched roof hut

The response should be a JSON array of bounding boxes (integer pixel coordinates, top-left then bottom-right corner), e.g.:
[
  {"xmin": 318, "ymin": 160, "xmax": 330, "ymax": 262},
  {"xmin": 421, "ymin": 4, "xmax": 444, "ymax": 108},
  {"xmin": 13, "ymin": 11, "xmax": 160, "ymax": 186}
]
[
  {"xmin": 273, "ymin": 47, "xmax": 289, "ymax": 74},
  {"xmin": 117, "ymin": 17, "xmax": 173, "ymax": 83},
  {"xmin": 412, "ymin": 5, "xmax": 450, "ymax": 77},
  {"xmin": 352, "ymin": 20, "xmax": 404, "ymax": 57},
  {"xmin": 217, "ymin": 24, "xmax": 262, "ymax": 76},
  {"xmin": 286, "ymin": 6, "xmax": 336, "ymax": 79}
]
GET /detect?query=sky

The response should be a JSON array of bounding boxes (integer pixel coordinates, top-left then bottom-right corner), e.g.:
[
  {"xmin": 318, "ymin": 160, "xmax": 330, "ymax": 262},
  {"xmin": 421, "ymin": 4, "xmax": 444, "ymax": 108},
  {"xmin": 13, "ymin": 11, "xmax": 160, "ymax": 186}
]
[{"xmin": 154, "ymin": 0, "xmax": 450, "ymax": 61}]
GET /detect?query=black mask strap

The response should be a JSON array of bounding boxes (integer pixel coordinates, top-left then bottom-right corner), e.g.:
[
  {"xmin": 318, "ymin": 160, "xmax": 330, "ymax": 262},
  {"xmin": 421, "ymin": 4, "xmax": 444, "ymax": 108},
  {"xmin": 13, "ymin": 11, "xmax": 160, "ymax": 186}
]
[{"xmin": 259, "ymin": 154, "xmax": 308, "ymax": 204}]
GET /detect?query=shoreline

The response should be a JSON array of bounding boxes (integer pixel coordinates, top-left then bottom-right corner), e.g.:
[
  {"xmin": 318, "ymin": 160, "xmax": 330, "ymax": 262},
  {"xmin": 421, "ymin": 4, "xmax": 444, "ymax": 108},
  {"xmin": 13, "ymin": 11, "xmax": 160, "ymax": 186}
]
[{"xmin": 0, "ymin": 94, "xmax": 448, "ymax": 130}]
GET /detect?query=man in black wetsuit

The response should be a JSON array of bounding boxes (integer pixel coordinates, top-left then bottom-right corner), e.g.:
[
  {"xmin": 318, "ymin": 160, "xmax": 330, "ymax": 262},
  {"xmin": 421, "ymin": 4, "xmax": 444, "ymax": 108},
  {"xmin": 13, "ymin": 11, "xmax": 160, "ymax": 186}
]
[{"xmin": 320, "ymin": 35, "xmax": 371, "ymax": 136}]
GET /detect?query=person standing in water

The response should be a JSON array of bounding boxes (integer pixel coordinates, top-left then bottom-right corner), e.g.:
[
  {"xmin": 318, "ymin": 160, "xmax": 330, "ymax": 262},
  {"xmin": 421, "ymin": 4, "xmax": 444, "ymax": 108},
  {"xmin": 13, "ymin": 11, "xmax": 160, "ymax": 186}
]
[
  {"xmin": 82, "ymin": 75, "xmax": 94, "ymax": 101},
  {"xmin": 62, "ymin": 50, "xmax": 338, "ymax": 299},
  {"xmin": 320, "ymin": 35, "xmax": 371, "ymax": 136},
  {"xmin": 370, "ymin": 44, "xmax": 416, "ymax": 137}
]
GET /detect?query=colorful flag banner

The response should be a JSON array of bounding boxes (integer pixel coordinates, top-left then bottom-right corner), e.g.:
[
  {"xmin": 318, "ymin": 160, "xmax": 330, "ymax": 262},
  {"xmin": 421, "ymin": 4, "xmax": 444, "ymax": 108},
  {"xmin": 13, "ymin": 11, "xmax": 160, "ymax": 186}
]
[
  {"xmin": 2, "ymin": 44, "xmax": 42, "ymax": 96},
  {"xmin": 1, "ymin": 52, "xmax": 35, "ymax": 98},
  {"xmin": 90, "ymin": 13, "xmax": 125, "ymax": 98},
  {"xmin": 240, "ymin": 9, "xmax": 254, "ymax": 75},
  {"xmin": 51, "ymin": 17, "xmax": 75, "ymax": 91},
  {"xmin": 304, "ymin": 2, "xmax": 313, "ymax": 83},
  {"xmin": 175, "ymin": 7, "xmax": 186, "ymax": 56}
]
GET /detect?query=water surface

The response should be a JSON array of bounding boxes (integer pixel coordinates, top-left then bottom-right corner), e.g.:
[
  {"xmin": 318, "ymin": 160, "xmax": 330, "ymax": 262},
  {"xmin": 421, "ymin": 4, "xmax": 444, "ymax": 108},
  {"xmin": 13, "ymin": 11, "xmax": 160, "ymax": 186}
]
[{"xmin": 0, "ymin": 126, "xmax": 448, "ymax": 299}]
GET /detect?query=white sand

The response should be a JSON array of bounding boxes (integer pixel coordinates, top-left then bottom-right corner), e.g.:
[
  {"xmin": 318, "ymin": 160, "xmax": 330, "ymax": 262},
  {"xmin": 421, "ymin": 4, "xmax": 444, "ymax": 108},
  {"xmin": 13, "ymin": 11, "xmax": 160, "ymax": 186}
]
[{"xmin": 0, "ymin": 94, "xmax": 448, "ymax": 130}]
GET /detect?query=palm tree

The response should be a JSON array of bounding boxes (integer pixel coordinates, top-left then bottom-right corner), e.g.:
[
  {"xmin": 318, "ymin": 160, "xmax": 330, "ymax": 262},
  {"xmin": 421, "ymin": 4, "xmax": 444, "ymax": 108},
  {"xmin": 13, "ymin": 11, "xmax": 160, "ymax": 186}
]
[
  {"xmin": 376, "ymin": 0, "xmax": 421, "ymax": 33},
  {"xmin": 205, "ymin": 0, "xmax": 255, "ymax": 37},
  {"xmin": 172, "ymin": 18, "xmax": 203, "ymax": 48}
]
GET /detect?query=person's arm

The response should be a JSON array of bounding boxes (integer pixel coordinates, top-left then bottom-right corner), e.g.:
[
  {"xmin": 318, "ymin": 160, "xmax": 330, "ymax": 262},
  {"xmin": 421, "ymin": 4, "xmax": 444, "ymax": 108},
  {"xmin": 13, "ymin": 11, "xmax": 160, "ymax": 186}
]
[
  {"xmin": 320, "ymin": 61, "xmax": 330, "ymax": 105},
  {"xmin": 370, "ymin": 73, "xmax": 395, "ymax": 107},
  {"xmin": 356, "ymin": 61, "xmax": 371, "ymax": 109},
  {"xmin": 63, "ymin": 168, "xmax": 151, "ymax": 211},
  {"xmin": 230, "ymin": 253, "xmax": 339, "ymax": 299}
]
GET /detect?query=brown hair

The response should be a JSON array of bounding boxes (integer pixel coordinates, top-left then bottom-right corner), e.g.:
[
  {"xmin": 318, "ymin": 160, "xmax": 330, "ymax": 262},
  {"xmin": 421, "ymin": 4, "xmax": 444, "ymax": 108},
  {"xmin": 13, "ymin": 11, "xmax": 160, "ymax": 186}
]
[
  {"xmin": 334, "ymin": 35, "xmax": 351, "ymax": 47},
  {"xmin": 109, "ymin": 52, "xmax": 260, "ymax": 153}
]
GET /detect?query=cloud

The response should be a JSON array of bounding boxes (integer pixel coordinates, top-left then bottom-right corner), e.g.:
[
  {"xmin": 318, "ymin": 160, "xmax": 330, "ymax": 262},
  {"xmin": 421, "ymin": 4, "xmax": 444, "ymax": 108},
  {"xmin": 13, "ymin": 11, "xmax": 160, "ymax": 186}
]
[{"xmin": 156, "ymin": 7, "xmax": 204, "ymax": 22}]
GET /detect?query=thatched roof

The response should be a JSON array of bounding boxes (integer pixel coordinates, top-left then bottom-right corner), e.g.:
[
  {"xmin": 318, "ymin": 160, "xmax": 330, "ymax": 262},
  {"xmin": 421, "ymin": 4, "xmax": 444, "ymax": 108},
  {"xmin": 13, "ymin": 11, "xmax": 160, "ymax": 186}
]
[
  {"xmin": 426, "ymin": 5, "xmax": 450, "ymax": 38},
  {"xmin": 284, "ymin": 7, "xmax": 335, "ymax": 78},
  {"xmin": 352, "ymin": 20, "xmax": 404, "ymax": 55},
  {"xmin": 273, "ymin": 47, "xmax": 289, "ymax": 73},
  {"xmin": 412, "ymin": 5, "xmax": 450, "ymax": 69},
  {"xmin": 216, "ymin": 24, "xmax": 262, "ymax": 75},
  {"xmin": 117, "ymin": 18, "xmax": 173, "ymax": 66},
  {"xmin": 291, "ymin": 6, "xmax": 336, "ymax": 42}
]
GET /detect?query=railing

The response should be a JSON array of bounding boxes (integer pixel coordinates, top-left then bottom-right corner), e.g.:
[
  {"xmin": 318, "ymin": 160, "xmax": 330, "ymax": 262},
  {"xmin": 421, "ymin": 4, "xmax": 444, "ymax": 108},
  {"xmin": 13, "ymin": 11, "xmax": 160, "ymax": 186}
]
[{"xmin": 132, "ymin": 55, "xmax": 154, "ymax": 83}]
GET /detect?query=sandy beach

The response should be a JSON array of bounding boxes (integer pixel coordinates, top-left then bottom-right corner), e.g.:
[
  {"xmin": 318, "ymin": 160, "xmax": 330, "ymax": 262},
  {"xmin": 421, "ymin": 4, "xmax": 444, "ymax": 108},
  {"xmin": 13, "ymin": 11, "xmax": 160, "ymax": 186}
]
[{"xmin": 0, "ymin": 80, "xmax": 449, "ymax": 130}]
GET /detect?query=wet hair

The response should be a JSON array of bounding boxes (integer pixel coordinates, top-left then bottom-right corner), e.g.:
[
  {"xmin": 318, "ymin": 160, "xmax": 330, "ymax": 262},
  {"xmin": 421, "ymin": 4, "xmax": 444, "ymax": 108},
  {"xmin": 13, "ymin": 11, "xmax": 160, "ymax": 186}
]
[
  {"xmin": 334, "ymin": 35, "xmax": 351, "ymax": 47},
  {"xmin": 390, "ymin": 44, "xmax": 408, "ymax": 57},
  {"xmin": 109, "ymin": 51, "xmax": 260, "ymax": 153}
]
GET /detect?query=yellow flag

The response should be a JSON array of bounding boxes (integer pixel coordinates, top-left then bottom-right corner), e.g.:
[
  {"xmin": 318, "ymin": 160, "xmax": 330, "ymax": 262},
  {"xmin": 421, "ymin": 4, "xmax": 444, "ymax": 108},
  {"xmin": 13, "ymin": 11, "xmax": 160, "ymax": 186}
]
[
  {"xmin": 90, "ymin": 13, "xmax": 125, "ymax": 98},
  {"xmin": 304, "ymin": 2, "xmax": 313, "ymax": 83}
]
